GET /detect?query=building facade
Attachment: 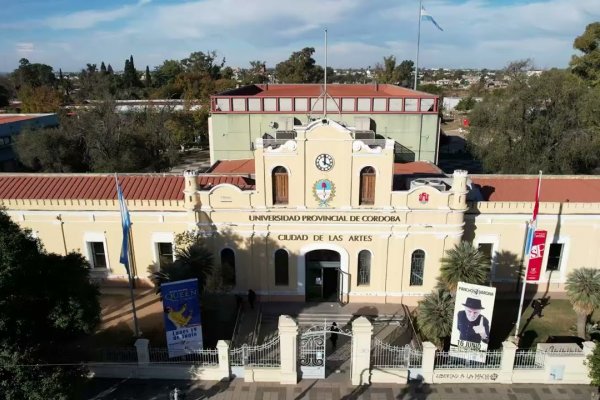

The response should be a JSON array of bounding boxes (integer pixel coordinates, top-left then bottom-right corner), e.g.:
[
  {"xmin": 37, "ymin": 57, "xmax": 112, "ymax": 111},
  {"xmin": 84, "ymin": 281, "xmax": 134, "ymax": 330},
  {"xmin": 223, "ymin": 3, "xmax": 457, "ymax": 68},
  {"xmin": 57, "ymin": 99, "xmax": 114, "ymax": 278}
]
[
  {"xmin": 1, "ymin": 119, "xmax": 599, "ymax": 305},
  {"xmin": 209, "ymin": 84, "xmax": 440, "ymax": 164}
]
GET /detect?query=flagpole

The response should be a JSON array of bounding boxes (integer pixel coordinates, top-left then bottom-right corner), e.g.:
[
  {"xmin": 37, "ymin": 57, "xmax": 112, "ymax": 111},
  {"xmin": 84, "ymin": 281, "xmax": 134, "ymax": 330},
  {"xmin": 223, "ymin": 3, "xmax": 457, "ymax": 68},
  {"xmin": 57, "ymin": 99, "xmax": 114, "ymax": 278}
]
[
  {"xmin": 514, "ymin": 171, "xmax": 542, "ymax": 342},
  {"xmin": 414, "ymin": 0, "xmax": 422, "ymax": 90},
  {"xmin": 115, "ymin": 173, "xmax": 141, "ymax": 338}
]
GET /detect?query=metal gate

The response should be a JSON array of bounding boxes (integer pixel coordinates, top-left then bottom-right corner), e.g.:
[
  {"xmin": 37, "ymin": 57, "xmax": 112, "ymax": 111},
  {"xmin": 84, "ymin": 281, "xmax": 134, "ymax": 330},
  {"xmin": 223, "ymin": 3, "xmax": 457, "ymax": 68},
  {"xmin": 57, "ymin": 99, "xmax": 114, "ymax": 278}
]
[{"xmin": 299, "ymin": 322, "xmax": 352, "ymax": 379}]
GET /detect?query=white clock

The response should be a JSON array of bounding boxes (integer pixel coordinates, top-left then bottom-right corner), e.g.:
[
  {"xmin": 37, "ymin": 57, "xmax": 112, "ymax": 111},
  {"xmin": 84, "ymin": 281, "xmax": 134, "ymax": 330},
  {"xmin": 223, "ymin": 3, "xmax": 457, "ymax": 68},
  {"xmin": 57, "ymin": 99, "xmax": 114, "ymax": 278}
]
[{"xmin": 315, "ymin": 154, "xmax": 334, "ymax": 171}]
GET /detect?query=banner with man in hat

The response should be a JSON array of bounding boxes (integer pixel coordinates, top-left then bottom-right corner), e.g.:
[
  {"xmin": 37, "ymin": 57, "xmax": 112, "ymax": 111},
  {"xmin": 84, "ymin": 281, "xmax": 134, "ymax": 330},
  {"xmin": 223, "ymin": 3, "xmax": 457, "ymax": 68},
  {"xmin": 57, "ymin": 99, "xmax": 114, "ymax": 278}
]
[{"xmin": 450, "ymin": 282, "xmax": 497, "ymax": 358}]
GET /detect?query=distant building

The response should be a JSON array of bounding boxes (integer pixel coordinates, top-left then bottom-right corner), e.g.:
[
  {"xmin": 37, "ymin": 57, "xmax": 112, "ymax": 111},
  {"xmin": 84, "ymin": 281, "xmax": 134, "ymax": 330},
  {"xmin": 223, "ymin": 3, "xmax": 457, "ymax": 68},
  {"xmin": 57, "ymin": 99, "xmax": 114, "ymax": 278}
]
[
  {"xmin": 65, "ymin": 99, "xmax": 201, "ymax": 113},
  {"xmin": 0, "ymin": 114, "xmax": 59, "ymax": 171},
  {"xmin": 209, "ymin": 83, "xmax": 440, "ymax": 164}
]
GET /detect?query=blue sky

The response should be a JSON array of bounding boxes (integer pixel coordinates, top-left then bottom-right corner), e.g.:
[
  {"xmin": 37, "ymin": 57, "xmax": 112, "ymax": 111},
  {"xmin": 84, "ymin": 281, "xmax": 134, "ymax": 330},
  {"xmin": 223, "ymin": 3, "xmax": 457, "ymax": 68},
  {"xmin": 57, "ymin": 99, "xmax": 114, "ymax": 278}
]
[{"xmin": 0, "ymin": 0, "xmax": 598, "ymax": 73}]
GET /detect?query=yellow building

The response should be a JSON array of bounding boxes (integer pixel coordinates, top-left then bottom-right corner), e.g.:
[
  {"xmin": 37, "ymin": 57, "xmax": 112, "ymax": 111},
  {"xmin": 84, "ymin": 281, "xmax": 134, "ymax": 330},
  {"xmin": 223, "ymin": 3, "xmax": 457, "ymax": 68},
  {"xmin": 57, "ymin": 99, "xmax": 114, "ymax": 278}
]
[{"xmin": 1, "ymin": 119, "xmax": 599, "ymax": 305}]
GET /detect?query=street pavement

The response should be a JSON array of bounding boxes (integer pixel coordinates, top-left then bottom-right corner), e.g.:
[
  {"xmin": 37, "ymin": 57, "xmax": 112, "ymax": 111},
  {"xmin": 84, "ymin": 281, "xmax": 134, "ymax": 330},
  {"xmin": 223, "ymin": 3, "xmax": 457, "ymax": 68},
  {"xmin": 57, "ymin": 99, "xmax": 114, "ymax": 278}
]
[{"xmin": 85, "ymin": 378, "xmax": 597, "ymax": 399}]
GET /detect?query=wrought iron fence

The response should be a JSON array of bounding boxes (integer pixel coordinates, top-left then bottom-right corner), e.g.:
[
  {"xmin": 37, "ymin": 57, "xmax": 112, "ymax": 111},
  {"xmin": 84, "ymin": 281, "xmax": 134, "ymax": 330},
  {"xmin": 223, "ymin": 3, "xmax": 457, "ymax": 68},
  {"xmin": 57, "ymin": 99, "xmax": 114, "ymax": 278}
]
[
  {"xmin": 148, "ymin": 348, "xmax": 219, "ymax": 366},
  {"xmin": 514, "ymin": 350, "xmax": 545, "ymax": 369},
  {"xmin": 229, "ymin": 336, "xmax": 280, "ymax": 368},
  {"xmin": 371, "ymin": 338, "xmax": 422, "ymax": 368},
  {"xmin": 435, "ymin": 350, "xmax": 502, "ymax": 369}
]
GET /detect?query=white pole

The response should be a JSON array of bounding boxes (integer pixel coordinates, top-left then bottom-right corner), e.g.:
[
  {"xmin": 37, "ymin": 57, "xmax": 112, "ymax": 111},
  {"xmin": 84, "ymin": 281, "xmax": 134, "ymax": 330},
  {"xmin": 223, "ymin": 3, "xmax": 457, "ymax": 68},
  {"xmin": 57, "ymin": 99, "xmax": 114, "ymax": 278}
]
[
  {"xmin": 514, "ymin": 171, "xmax": 542, "ymax": 342},
  {"xmin": 414, "ymin": 0, "xmax": 422, "ymax": 90},
  {"xmin": 324, "ymin": 28, "xmax": 328, "ymax": 119}
]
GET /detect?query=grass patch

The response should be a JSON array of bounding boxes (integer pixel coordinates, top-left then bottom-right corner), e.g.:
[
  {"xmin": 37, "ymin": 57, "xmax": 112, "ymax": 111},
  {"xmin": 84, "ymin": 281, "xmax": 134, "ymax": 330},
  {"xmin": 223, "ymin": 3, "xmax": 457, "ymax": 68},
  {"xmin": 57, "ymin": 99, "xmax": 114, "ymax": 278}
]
[{"xmin": 490, "ymin": 298, "xmax": 599, "ymax": 349}]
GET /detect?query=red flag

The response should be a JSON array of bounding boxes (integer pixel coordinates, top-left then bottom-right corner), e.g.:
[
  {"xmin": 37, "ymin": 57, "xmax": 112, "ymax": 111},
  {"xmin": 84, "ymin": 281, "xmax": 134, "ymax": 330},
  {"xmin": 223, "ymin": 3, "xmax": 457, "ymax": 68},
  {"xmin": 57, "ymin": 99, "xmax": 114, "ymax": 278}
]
[{"xmin": 532, "ymin": 172, "xmax": 541, "ymax": 224}]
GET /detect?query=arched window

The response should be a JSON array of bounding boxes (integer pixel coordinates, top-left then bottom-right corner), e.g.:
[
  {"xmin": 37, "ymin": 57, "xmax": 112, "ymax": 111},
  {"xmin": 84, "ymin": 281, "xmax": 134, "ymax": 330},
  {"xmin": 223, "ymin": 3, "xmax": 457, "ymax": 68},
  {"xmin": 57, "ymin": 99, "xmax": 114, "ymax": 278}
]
[
  {"xmin": 359, "ymin": 166, "xmax": 376, "ymax": 205},
  {"xmin": 221, "ymin": 248, "xmax": 236, "ymax": 286},
  {"xmin": 274, "ymin": 249, "xmax": 289, "ymax": 286},
  {"xmin": 410, "ymin": 250, "xmax": 425, "ymax": 286},
  {"xmin": 272, "ymin": 166, "xmax": 289, "ymax": 205},
  {"xmin": 357, "ymin": 250, "xmax": 371, "ymax": 286}
]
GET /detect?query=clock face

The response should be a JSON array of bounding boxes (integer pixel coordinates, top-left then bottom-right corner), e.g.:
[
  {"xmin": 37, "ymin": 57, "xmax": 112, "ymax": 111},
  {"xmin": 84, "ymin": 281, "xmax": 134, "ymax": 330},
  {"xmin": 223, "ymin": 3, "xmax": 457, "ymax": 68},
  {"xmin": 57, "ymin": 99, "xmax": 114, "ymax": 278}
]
[{"xmin": 315, "ymin": 154, "xmax": 334, "ymax": 171}]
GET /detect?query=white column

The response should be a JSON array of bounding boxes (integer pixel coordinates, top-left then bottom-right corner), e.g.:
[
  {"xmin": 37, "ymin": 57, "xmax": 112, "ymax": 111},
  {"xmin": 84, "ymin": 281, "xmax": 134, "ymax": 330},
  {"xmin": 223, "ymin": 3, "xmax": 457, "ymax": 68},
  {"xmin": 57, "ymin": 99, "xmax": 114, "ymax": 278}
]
[
  {"xmin": 217, "ymin": 340, "xmax": 231, "ymax": 380},
  {"xmin": 351, "ymin": 316, "xmax": 373, "ymax": 386},
  {"xmin": 134, "ymin": 338, "xmax": 149, "ymax": 366},
  {"xmin": 278, "ymin": 315, "xmax": 299, "ymax": 384},
  {"xmin": 421, "ymin": 342, "xmax": 436, "ymax": 383},
  {"xmin": 498, "ymin": 341, "xmax": 517, "ymax": 384}
]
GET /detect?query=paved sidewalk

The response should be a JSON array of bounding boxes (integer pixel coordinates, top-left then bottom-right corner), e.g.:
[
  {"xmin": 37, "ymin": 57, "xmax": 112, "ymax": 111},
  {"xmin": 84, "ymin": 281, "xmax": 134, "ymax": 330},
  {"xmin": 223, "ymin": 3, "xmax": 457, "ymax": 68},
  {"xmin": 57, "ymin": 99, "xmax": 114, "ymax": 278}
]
[{"xmin": 86, "ymin": 378, "xmax": 597, "ymax": 399}]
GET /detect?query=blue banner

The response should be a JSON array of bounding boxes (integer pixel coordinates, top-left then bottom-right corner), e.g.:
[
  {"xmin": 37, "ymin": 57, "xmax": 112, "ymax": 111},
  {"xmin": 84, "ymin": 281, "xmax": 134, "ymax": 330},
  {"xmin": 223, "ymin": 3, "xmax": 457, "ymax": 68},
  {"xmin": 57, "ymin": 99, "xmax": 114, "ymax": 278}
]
[{"xmin": 161, "ymin": 278, "xmax": 203, "ymax": 357}]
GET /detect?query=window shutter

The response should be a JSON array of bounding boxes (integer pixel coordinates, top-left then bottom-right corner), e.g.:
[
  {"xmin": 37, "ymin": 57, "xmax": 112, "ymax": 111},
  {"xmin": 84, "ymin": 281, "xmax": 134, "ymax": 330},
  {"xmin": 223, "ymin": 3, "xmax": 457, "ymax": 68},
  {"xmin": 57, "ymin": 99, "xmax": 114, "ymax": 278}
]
[
  {"xmin": 360, "ymin": 172, "xmax": 375, "ymax": 205},
  {"xmin": 274, "ymin": 172, "xmax": 288, "ymax": 204}
]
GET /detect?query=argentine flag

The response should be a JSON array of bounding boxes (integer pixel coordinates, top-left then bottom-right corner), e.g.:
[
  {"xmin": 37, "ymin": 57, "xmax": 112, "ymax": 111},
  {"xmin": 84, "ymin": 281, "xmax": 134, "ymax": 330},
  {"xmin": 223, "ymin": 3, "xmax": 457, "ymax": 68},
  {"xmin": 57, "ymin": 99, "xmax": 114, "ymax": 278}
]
[
  {"xmin": 116, "ymin": 178, "xmax": 132, "ymax": 276},
  {"xmin": 421, "ymin": 6, "xmax": 444, "ymax": 31}
]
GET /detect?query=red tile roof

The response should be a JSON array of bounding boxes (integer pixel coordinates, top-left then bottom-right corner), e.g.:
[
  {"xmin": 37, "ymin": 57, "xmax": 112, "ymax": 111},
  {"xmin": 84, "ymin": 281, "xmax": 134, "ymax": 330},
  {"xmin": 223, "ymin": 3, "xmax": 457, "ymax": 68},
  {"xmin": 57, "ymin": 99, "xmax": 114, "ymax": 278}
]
[
  {"xmin": 218, "ymin": 84, "xmax": 436, "ymax": 98},
  {"xmin": 197, "ymin": 175, "xmax": 255, "ymax": 190},
  {"xmin": 471, "ymin": 176, "xmax": 600, "ymax": 202},
  {"xmin": 394, "ymin": 162, "xmax": 443, "ymax": 175},
  {"xmin": 0, "ymin": 115, "xmax": 41, "ymax": 125},
  {"xmin": 0, "ymin": 174, "xmax": 184, "ymax": 200},
  {"xmin": 209, "ymin": 159, "xmax": 255, "ymax": 174}
]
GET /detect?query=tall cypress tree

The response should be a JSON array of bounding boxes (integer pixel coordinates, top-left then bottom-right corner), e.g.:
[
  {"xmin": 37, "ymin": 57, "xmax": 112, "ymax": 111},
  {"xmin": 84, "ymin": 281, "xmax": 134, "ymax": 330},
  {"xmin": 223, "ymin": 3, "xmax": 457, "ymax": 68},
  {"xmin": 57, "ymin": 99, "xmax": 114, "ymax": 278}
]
[
  {"xmin": 145, "ymin": 65, "xmax": 152, "ymax": 87},
  {"xmin": 100, "ymin": 62, "xmax": 107, "ymax": 74}
]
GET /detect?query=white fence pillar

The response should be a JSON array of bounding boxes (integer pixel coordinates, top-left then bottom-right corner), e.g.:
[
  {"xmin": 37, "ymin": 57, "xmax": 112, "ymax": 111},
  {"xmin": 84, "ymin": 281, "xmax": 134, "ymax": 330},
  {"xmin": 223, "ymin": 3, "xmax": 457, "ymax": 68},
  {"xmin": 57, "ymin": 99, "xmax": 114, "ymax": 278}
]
[
  {"xmin": 278, "ymin": 315, "xmax": 299, "ymax": 384},
  {"xmin": 420, "ymin": 342, "xmax": 436, "ymax": 383},
  {"xmin": 134, "ymin": 338, "xmax": 149, "ymax": 366},
  {"xmin": 498, "ymin": 341, "xmax": 517, "ymax": 384},
  {"xmin": 217, "ymin": 340, "xmax": 231, "ymax": 380},
  {"xmin": 351, "ymin": 316, "xmax": 373, "ymax": 386}
]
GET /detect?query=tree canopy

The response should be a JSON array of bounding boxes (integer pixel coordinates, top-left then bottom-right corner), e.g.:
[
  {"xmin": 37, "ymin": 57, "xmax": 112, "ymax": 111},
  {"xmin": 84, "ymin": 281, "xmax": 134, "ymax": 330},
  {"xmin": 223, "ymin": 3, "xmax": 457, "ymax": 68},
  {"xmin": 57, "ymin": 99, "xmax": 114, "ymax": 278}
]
[
  {"xmin": 275, "ymin": 47, "xmax": 323, "ymax": 83},
  {"xmin": 467, "ymin": 69, "xmax": 600, "ymax": 174},
  {"xmin": 373, "ymin": 56, "xmax": 414, "ymax": 87},
  {"xmin": 14, "ymin": 98, "xmax": 180, "ymax": 173},
  {"xmin": 570, "ymin": 22, "xmax": 600, "ymax": 86},
  {"xmin": 0, "ymin": 209, "xmax": 100, "ymax": 399}
]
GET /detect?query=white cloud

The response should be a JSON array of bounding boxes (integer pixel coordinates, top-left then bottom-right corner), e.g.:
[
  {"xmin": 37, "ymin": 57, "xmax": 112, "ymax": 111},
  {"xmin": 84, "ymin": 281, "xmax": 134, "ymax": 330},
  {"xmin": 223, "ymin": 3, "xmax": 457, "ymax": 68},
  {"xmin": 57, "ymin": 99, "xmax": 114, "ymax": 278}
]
[
  {"xmin": 45, "ymin": 0, "xmax": 152, "ymax": 30},
  {"xmin": 16, "ymin": 42, "xmax": 34, "ymax": 56}
]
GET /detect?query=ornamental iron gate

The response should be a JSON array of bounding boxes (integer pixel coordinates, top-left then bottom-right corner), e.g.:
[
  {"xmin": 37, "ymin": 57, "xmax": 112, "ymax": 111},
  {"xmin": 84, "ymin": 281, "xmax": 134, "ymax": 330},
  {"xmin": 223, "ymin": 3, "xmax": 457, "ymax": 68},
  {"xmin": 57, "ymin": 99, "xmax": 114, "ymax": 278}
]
[{"xmin": 299, "ymin": 321, "xmax": 352, "ymax": 379}]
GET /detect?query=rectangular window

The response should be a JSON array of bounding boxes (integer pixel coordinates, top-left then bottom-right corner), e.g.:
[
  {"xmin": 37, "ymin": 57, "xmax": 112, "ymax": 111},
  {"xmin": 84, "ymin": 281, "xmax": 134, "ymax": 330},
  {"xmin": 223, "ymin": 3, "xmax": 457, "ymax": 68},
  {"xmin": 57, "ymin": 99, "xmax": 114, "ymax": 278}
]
[
  {"xmin": 89, "ymin": 242, "xmax": 107, "ymax": 268},
  {"xmin": 157, "ymin": 242, "xmax": 174, "ymax": 268},
  {"xmin": 546, "ymin": 243, "xmax": 563, "ymax": 271},
  {"xmin": 478, "ymin": 243, "xmax": 493, "ymax": 266}
]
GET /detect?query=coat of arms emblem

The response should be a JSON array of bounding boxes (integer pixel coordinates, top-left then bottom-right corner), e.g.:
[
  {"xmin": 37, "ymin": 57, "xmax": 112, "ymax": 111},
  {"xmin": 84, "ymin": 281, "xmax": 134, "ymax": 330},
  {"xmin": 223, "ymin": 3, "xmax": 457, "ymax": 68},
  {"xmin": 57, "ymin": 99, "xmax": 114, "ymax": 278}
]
[
  {"xmin": 419, "ymin": 192, "xmax": 429, "ymax": 204},
  {"xmin": 313, "ymin": 179, "xmax": 336, "ymax": 207}
]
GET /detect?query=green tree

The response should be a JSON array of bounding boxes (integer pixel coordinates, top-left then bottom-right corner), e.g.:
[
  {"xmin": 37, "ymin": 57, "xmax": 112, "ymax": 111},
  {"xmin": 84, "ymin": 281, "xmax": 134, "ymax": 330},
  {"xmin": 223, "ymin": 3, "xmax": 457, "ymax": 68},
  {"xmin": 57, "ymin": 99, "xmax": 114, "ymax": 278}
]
[
  {"xmin": 0, "ymin": 210, "xmax": 100, "ymax": 399},
  {"xmin": 439, "ymin": 241, "xmax": 490, "ymax": 292},
  {"xmin": 416, "ymin": 289, "xmax": 455, "ymax": 348},
  {"xmin": 588, "ymin": 341, "xmax": 600, "ymax": 391},
  {"xmin": 0, "ymin": 76, "xmax": 12, "ymax": 107},
  {"xmin": 240, "ymin": 60, "xmax": 268, "ymax": 84},
  {"xmin": 11, "ymin": 58, "xmax": 56, "ymax": 90},
  {"xmin": 570, "ymin": 22, "xmax": 600, "ymax": 86},
  {"xmin": 374, "ymin": 56, "xmax": 413, "ymax": 86},
  {"xmin": 18, "ymin": 85, "xmax": 62, "ymax": 112},
  {"xmin": 455, "ymin": 96, "xmax": 477, "ymax": 111},
  {"xmin": 15, "ymin": 98, "xmax": 179, "ymax": 172},
  {"xmin": 275, "ymin": 47, "xmax": 322, "ymax": 83},
  {"xmin": 144, "ymin": 65, "xmax": 152, "ymax": 87},
  {"xmin": 122, "ymin": 55, "xmax": 142, "ymax": 89},
  {"xmin": 565, "ymin": 268, "xmax": 600, "ymax": 339},
  {"xmin": 468, "ymin": 69, "xmax": 600, "ymax": 174}
]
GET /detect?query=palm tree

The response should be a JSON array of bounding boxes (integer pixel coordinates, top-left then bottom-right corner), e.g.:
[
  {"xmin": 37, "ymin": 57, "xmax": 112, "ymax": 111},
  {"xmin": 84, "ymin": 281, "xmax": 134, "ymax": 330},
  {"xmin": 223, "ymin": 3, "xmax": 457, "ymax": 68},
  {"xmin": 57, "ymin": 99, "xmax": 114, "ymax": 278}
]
[
  {"xmin": 416, "ymin": 289, "xmax": 455, "ymax": 348},
  {"xmin": 565, "ymin": 268, "xmax": 600, "ymax": 339},
  {"xmin": 149, "ymin": 243, "xmax": 214, "ymax": 296},
  {"xmin": 439, "ymin": 241, "xmax": 490, "ymax": 292}
]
